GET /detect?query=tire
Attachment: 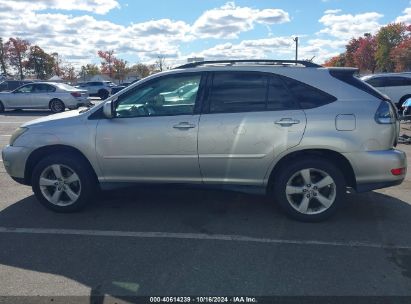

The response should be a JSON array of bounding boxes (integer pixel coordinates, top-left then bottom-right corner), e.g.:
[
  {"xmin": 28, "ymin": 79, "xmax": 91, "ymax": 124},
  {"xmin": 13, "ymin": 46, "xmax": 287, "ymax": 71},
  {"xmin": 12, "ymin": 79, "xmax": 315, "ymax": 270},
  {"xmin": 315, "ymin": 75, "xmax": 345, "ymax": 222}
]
[
  {"xmin": 50, "ymin": 99, "xmax": 65, "ymax": 113},
  {"xmin": 0, "ymin": 101, "xmax": 4, "ymax": 113},
  {"xmin": 273, "ymin": 158, "xmax": 345, "ymax": 222},
  {"xmin": 31, "ymin": 153, "xmax": 96, "ymax": 212},
  {"xmin": 98, "ymin": 90, "xmax": 109, "ymax": 100}
]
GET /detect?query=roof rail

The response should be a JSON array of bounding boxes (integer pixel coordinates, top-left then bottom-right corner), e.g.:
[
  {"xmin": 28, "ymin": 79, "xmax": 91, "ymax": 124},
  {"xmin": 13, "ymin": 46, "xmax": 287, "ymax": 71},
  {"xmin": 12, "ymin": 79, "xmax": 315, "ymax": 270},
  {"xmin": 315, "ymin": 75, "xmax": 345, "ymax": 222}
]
[{"xmin": 175, "ymin": 59, "xmax": 321, "ymax": 69}]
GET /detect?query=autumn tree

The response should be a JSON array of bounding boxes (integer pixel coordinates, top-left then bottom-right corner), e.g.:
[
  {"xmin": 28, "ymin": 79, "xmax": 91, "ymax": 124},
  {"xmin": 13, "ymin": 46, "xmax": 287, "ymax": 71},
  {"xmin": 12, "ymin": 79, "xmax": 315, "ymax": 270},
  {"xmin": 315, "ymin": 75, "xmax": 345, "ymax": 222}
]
[
  {"xmin": 61, "ymin": 64, "xmax": 77, "ymax": 82},
  {"xmin": 5, "ymin": 37, "xmax": 30, "ymax": 80},
  {"xmin": 129, "ymin": 63, "xmax": 151, "ymax": 78},
  {"xmin": 0, "ymin": 38, "xmax": 8, "ymax": 76},
  {"xmin": 354, "ymin": 33, "xmax": 377, "ymax": 73},
  {"xmin": 113, "ymin": 58, "xmax": 128, "ymax": 83},
  {"xmin": 98, "ymin": 50, "xmax": 115, "ymax": 78},
  {"xmin": 26, "ymin": 45, "xmax": 55, "ymax": 79},
  {"xmin": 323, "ymin": 54, "xmax": 346, "ymax": 67},
  {"xmin": 391, "ymin": 37, "xmax": 411, "ymax": 72},
  {"xmin": 375, "ymin": 23, "xmax": 408, "ymax": 72},
  {"xmin": 345, "ymin": 38, "xmax": 360, "ymax": 67}
]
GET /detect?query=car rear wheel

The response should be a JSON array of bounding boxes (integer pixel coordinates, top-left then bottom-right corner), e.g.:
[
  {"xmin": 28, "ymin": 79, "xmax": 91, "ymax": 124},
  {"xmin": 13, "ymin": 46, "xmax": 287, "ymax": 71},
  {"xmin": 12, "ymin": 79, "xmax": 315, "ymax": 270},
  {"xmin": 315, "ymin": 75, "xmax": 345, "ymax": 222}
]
[
  {"xmin": 50, "ymin": 99, "xmax": 65, "ymax": 113},
  {"xmin": 0, "ymin": 101, "xmax": 4, "ymax": 113},
  {"xmin": 98, "ymin": 90, "xmax": 109, "ymax": 100},
  {"xmin": 32, "ymin": 154, "xmax": 96, "ymax": 212},
  {"xmin": 273, "ymin": 158, "xmax": 345, "ymax": 222}
]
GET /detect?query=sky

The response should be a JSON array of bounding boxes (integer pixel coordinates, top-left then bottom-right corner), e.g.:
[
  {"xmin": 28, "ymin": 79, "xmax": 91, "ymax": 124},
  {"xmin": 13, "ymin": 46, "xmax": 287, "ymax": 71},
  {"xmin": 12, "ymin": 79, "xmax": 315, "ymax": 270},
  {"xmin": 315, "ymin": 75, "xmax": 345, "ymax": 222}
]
[{"xmin": 0, "ymin": 0, "xmax": 411, "ymax": 68}]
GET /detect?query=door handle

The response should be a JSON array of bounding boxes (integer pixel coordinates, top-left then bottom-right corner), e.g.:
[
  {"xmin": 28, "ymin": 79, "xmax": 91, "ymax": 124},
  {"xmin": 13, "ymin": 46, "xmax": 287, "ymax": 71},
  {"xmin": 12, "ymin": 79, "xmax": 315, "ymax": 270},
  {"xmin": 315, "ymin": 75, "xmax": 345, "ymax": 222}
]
[
  {"xmin": 173, "ymin": 122, "xmax": 196, "ymax": 129},
  {"xmin": 275, "ymin": 118, "xmax": 300, "ymax": 127}
]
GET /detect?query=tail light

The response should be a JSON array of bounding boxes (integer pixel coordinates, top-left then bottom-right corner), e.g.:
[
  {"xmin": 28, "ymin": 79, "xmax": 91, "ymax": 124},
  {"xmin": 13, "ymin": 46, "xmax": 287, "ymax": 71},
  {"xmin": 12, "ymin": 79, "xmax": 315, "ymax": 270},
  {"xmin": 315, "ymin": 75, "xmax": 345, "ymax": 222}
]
[
  {"xmin": 374, "ymin": 100, "xmax": 396, "ymax": 124},
  {"xmin": 71, "ymin": 92, "xmax": 81, "ymax": 98},
  {"xmin": 391, "ymin": 168, "xmax": 406, "ymax": 176}
]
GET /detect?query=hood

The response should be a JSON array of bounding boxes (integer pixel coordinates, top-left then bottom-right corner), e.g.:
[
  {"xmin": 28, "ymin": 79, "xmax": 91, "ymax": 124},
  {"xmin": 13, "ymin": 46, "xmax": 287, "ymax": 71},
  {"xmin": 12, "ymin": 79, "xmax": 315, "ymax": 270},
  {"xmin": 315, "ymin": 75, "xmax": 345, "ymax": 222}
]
[{"xmin": 21, "ymin": 109, "xmax": 83, "ymax": 127}]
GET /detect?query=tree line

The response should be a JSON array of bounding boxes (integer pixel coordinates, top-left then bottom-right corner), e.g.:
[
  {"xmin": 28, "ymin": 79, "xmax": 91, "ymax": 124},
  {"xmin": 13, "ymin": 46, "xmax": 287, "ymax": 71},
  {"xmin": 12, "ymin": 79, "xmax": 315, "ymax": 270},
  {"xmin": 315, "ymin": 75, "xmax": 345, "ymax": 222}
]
[
  {"xmin": 323, "ymin": 23, "xmax": 411, "ymax": 74},
  {"xmin": 0, "ymin": 37, "xmax": 165, "ymax": 82}
]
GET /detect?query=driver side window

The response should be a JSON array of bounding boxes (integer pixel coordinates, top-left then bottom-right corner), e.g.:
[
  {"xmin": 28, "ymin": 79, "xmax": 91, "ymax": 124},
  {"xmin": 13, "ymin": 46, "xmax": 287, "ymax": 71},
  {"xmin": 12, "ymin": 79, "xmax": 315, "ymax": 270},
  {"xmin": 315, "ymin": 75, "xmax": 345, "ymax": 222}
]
[{"xmin": 115, "ymin": 73, "xmax": 201, "ymax": 118}]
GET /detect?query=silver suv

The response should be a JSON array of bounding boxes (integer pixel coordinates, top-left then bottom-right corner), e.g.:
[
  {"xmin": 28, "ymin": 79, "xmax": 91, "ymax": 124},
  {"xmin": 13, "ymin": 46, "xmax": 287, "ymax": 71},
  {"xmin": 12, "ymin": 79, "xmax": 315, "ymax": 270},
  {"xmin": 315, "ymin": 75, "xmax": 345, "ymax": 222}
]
[{"xmin": 2, "ymin": 60, "xmax": 407, "ymax": 222}]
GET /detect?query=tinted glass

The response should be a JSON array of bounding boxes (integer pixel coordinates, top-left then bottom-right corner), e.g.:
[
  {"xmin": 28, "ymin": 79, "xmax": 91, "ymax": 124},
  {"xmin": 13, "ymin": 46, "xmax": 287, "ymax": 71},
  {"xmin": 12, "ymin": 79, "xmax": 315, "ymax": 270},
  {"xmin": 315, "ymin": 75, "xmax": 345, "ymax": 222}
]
[
  {"xmin": 209, "ymin": 72, "xmax": 267, "ymax": 113},
  {"xmin": 267, "ymin": 75, "xmax": 298, "ymax": 110},
  {"xmin": 33, "ymin": 84, "xmax": 56, "ymax": 93},
  {"xmin": 365, "ymin": 77, "xmax": 386, "ymax": 87},
  {"xmin": 9, "ymin": 81, "xmax": 22, "ymax": 90},
  {"xmin": 115, "ymin": 74, "xmax": 201, "ymax": 118},
  {"xmin": 15, "ymin": 84, "xmax": 33, "ymax": 93},
  {"xmin": 281, "ymin": 76, "xmax": 337, "ymax": 109}
]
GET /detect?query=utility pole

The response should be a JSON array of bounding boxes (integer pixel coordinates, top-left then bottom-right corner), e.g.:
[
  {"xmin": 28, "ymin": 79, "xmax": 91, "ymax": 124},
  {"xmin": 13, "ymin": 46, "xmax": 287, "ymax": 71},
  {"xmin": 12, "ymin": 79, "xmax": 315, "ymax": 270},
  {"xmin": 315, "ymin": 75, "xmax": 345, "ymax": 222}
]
[{"xmin": 293, "ymin": 37, "xmax": 299, "ymax": 63}]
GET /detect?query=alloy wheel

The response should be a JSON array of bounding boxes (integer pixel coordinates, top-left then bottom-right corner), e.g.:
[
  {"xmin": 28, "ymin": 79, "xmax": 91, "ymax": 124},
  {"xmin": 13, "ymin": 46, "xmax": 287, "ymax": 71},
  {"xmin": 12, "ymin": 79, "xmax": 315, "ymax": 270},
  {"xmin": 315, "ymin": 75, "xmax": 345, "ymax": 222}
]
[
  {"xmin": 285, "ymin": 168, "xmax": 336, "ymax": 215},
  {"xmin": 39, "ymin": 164, "xmax": 82, "ymax": 206}
]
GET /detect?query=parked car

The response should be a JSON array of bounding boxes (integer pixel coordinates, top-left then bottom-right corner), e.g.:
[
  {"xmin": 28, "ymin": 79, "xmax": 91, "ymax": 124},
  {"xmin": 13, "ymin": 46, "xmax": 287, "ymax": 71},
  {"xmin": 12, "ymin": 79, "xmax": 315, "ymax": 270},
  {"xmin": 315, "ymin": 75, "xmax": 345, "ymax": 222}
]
[
  {"xmin": 0, "ymin": 80, "xmax": 33, "ymax": 92},
  {"xmin": 76, "ymin": 81, "xmax": 116, "ymax": 100},
  {"xmin": 0, "ymin": 82, "xmax": 89, "ymax": 113},
  {"xmin": 2, "ymin": 60, "xmax": 406, "ymax": 222},
  {"xmin": 402, "ymin": 98, "xmax": 411, "ymax": 116},
  {"xmin": 361, "ymin": 73, "xmax": 411, "ymax": 109}
]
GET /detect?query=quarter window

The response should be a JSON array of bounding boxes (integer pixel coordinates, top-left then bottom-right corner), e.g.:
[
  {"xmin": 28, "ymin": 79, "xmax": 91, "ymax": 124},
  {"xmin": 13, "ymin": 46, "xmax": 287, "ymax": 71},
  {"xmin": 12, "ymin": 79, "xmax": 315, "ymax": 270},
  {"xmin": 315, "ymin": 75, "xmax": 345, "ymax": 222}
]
[
  {"xmin": 209, "ymin": 72, "xmax": 267, "ymax": 113},
  {"xmin": 280, "ymin": 76, "xmax": 337, "ymax": 109},
  {"xmin": 115, "ymin": 74, "xmax": 201, "ymax": 118}
]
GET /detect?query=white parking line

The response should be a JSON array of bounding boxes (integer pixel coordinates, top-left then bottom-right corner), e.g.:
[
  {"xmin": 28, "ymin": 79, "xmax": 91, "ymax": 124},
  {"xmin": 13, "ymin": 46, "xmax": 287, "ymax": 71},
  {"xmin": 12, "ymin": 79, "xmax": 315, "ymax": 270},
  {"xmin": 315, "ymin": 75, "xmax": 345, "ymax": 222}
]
[
  {"xmin": 0, "ymin": 135, "xmax": 11, "ymax": 137},
  {"xmin": 0, "ymin": 227, "xmax": 410, "ymax": 250}
]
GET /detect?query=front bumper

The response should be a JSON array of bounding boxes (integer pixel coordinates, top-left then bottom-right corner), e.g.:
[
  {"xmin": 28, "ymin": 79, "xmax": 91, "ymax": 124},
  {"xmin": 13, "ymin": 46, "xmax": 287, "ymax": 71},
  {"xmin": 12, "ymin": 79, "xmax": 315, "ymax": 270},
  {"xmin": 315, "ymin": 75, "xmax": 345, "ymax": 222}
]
[
  {"xmin": 2, "ymin": 145, "xmax": 32, "ymax": 182},
  {"xmin": 343, "ymin": 149, "xmax": 407, "ymax": 192}
]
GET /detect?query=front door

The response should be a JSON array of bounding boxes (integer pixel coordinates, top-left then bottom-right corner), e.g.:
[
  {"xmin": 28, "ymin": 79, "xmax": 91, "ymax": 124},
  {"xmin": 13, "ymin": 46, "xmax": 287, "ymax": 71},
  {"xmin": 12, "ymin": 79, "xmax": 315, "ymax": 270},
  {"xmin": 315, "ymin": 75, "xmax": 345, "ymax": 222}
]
[
  {"xmin": 10, "ymin": 84, "xmax": 34, "ymax": 108},
  {"xmin": 95, "ymin": 72, "xmax": 204, "ymax": 183}
]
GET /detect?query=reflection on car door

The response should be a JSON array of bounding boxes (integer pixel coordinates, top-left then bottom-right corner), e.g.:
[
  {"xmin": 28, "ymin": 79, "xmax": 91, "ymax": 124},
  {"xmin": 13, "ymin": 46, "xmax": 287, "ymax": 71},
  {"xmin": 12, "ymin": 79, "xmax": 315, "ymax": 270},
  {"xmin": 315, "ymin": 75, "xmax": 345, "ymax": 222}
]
[
  {"xmin": 95, "ymin": 72, "xmax": 204, "ymax": 183},
  {"xmin": 198, "ymin": 72, "xmax": 307, "ymax": 186},
  {"xmin": 31, "ymin": 84, "xmax": 55, "ymax": 108},
  {"xmin": 10, "ymin": 84, "xmax": 34, "ymax": 108}
]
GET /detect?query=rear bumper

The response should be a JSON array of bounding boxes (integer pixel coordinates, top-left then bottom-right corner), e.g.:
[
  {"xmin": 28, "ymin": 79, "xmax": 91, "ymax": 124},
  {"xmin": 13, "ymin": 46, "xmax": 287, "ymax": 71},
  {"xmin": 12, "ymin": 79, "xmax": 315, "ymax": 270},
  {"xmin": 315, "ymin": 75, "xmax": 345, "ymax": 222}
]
[{"xmin": 343, "ymin": 149, "xmax": 407, "ymax": 192}]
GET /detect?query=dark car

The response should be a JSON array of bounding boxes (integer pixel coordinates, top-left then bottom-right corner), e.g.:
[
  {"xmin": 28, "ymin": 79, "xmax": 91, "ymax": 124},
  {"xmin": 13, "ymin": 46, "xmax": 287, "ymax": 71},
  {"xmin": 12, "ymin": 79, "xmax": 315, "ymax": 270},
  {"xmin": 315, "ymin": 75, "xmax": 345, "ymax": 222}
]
[{"xmin": 0, "ymin": 80, "xmax": 33, "ymax": 92}]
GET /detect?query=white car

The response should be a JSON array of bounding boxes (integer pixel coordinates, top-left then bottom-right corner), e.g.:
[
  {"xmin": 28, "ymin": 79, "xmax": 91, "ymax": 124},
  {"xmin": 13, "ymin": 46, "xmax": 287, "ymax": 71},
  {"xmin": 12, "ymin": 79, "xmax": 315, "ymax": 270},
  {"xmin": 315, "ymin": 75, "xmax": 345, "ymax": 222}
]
[
  {"xmin": 76, "ymin": 81, "xmax": 116, "ymax": 100},
  {"xmin": 0, "ymin": 82, "xmax": 90, "ymax": 113},
  {"xmin": 361, "ymin": 73, "xmax": 411, "ymax": 108}
]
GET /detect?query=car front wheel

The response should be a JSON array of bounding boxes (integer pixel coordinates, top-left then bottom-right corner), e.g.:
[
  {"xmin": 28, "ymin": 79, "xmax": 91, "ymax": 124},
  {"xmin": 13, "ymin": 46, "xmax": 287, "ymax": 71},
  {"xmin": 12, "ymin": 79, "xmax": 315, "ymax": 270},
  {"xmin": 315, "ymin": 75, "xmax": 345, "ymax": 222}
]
[
  {"xmin": 32, "ymin": 154, "xmax": 96, "ymax": 212},
  {"xmin": 273, "ymin": 158, "xmax": 345, "ymax": 222}
]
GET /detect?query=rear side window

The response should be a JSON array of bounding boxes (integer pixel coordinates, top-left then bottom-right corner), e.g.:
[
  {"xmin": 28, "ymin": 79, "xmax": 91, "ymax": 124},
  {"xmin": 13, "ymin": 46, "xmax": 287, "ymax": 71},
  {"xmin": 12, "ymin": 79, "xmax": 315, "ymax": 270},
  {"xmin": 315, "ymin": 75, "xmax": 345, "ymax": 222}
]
[
  {"xmin": 209, "ymin": 72, "xmax": 267, "ymax": 113},
  {"xmin": 280, "ymin": 76, "xmax": 337, "ymax": 109},
  {"xmin": 267, "ymin": 75, "xmax": 299, "ymax": 110}
]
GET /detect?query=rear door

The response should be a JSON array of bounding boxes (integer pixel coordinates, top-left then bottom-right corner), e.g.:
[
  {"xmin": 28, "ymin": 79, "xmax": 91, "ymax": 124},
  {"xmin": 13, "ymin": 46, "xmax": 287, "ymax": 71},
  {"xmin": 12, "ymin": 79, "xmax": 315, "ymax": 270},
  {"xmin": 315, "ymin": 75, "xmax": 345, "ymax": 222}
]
[
  {"xmin": 198, "ymin": 71, "xmax": 306, "ymax": 186},
  {"xmin": 31, "ymin": 83, "xmax": 56, "ymax": 108}
]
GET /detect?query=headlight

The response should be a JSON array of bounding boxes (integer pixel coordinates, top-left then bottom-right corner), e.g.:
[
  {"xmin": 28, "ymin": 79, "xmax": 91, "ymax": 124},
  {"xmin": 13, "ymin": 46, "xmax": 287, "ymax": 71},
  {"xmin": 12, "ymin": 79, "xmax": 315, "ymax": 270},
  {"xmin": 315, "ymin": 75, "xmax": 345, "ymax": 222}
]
[{"xmin": 9, "ymin": 127, "xmax": 28, "ymax": 146}]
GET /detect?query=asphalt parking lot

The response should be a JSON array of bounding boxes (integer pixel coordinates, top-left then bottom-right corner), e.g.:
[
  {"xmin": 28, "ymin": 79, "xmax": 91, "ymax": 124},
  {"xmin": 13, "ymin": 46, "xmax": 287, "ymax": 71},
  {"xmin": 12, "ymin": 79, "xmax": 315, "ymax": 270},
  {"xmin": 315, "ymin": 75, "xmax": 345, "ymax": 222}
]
[{"xmin": 1, "ymin": 110, "xmax": 411, "ymax": 302}]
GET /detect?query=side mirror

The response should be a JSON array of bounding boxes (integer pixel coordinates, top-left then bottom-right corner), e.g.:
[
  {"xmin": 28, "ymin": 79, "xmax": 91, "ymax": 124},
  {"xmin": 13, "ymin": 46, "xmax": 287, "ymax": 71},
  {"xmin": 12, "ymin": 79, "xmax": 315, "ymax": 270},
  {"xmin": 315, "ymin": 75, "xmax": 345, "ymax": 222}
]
[{"xmin": 103, "ymin": 99, "xmax": 116, "ymax": 118}]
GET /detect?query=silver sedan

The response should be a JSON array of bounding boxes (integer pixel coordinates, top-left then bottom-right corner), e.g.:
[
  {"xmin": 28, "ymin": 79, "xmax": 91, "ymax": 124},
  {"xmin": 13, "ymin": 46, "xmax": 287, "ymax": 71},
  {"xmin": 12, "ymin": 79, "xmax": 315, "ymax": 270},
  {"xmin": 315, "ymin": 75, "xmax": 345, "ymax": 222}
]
[{"xmin": 0, "ymin": 82, "xmax": 90, "ymax": 113}]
